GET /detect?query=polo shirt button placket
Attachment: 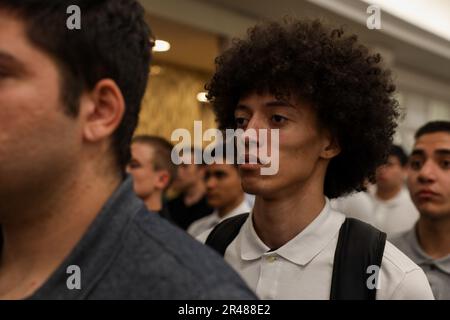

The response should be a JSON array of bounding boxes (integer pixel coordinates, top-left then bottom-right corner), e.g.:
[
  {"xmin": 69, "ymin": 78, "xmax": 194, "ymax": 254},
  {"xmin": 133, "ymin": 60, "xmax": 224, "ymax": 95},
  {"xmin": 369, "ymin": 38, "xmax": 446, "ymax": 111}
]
[{"xmin": 258, "ymin": 254, "xmax": 278, "ymax": 299}]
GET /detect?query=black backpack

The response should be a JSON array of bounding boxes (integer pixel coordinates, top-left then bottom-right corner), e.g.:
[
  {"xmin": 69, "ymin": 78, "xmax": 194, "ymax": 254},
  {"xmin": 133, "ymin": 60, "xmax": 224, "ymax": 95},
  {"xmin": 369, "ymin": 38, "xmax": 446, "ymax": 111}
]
[{"xmin": 206, "ymin": 214, "xmax": 387, "ymax": 300}]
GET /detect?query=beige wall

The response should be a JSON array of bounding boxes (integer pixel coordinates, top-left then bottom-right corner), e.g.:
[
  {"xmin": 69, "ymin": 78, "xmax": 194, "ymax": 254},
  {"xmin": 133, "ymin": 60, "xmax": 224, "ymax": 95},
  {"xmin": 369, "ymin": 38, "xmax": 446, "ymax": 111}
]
[{"xmin": 135, "ymin": 62, "xmax": 217, "ymax": 145}]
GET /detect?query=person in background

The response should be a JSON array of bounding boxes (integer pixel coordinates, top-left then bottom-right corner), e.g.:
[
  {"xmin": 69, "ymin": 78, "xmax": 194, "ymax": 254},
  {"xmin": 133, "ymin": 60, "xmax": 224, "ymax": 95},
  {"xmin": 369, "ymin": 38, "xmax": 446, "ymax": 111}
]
[
  {"xmin": 168, "ymin": 147, "xmax": 214, "ymax": 230},
  {"xmin": 127, "ymin": 135, "xmax": 176, "ymax": 221},
  {"xmin": 189, "ymin": 144, "xmax": 251, "ymax": 238},
  {"xmin": 330, "ymin": 179, "xmax": 374, "ymax": 224},
  {"xmin": 392, "ymin": 121, "xmax": 450, "ymax": 299},
  {"xmin": 370, "ymin": 145, "xmax": 419, "ymax": 237}
]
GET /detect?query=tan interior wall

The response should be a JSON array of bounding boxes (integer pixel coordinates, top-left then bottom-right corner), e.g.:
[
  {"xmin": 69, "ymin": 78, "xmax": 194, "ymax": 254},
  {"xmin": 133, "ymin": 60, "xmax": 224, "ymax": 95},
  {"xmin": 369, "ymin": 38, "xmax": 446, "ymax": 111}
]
[{"xmin": 135, "ymin": 62, "xmax": 217, "ymax": 145}]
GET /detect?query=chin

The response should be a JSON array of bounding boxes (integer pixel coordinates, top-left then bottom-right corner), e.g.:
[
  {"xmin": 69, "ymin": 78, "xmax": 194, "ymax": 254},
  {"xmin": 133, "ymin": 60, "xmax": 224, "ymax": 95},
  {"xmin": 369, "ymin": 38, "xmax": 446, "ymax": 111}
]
[
  {"xmin": 419, "ymin": 204, "xmax": 450, "ymax": 220},
  {"xmin": 241, "ymin": 178, "xmax": 276, "ymax": 198}
]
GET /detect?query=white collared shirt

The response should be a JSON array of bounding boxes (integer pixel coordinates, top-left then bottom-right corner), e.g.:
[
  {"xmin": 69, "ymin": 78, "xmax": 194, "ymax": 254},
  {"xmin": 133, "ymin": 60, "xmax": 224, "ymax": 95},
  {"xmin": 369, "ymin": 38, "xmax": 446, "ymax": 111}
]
[
  {"xmin": 202, "ymin": 198, "xmax": 434, "ymax": 300},
  {"xmin": 188, "ymin": 199, "xmax": 251, "ymax": 238},
  {"xmin": 370, "ymin": 188, "xmax": 419, "ymax": 238}
]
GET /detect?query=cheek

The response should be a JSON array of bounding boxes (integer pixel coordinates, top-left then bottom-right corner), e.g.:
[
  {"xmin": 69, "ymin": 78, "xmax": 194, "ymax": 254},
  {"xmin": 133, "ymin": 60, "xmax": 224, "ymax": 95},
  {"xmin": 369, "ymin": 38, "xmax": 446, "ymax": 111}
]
[
  {"xmin": 407, "ymin": 172, "xmax": 418, "ymax": 189},
  {"xmin": 406, "ymin": 175, "xmax": 415, "ymax": 192},
  {"xmin": 279, "ymin": 133, "xmax": 321, "ymax": 171},
  {"xmin": 441, "ymin": 175, "xmax": 450, "ymax": 198}
]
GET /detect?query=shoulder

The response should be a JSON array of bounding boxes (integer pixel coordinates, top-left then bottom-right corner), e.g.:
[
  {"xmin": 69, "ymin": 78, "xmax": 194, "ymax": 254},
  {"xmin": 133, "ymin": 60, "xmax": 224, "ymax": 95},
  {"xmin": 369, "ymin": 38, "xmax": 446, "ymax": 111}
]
[
  {"xmin": 108, "ymin": 208, "xmax": 255, "ymax": 299},
  {"xmin": 187, "ymin": 214, "xmax": 214, "ymax": 236},
  {"xmin": 378, "ymin": 241, "xmax": 434, "ymax": 299},
  {"xmin": 389, "ymin": 230, "xmax": 414, "ymax": 254}
]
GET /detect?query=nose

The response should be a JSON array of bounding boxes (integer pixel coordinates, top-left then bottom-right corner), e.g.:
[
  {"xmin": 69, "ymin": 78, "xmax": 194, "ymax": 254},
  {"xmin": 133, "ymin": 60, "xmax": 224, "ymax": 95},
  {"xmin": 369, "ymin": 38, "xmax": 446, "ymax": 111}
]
[
  {"xmin": 417, "ymin": 160, "xmax": 436, "ymax": 184},
  {"xmin": 206, "ymin": 176, "xmax": 217, "ymax": 190},
  {"xmin": 240, "ymin": 114, "xmax": 270, "ymax": 152}
]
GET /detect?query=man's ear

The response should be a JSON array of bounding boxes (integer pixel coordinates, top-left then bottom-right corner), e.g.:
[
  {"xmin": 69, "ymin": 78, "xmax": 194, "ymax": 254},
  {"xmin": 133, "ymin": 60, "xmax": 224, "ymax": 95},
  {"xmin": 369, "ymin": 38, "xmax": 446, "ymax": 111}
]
[
  {"xmin": 320, "ymin": 134, "xmax": 341, "ymax": 160},
  {"xmin": 80, "ymin": 79, "xmax": 125, "ymax": 142},
  {"xmin": 155, "ymin": 171, "xmax": 170, "ymax": 190}
]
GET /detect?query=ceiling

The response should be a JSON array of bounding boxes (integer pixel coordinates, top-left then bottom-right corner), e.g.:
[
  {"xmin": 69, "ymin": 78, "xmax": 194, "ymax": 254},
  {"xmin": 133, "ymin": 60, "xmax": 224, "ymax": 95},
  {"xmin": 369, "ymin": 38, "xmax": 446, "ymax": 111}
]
[{"xmin": 145, "ymin": 13, "xmax": 220, "ymax": 73}]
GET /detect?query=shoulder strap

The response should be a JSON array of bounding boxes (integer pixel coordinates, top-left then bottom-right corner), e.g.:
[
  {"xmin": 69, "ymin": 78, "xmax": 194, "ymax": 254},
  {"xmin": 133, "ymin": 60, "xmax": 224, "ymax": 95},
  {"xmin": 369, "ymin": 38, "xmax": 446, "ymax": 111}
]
[
  {"xmin": 330, "ymin": 218, "xmax": 387, "ymax": 300},
  {"xmin": 205, "ymin": 213, "xmax": 249, "ymax": 256}
]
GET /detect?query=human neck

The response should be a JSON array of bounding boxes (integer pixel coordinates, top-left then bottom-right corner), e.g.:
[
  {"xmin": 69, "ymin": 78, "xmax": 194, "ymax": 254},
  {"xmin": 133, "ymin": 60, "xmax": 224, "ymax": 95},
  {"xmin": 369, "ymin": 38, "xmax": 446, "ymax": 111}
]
[
  {"xmin": 183, "ymin": 181, "xmax": 206, "ymax": 207},
  {"xmin": 143, "ymin": 192, "xmax": 163, "ymax": 212},
  {"xmin": 217, "ymin": 194, "xmax": 245, "ymax": 218},
  {"xmin": 376, "ymin": 184, "xmax": 402, "ymax": 201},
  {"xmin": 0, "ymin": 164, "xmax": 121, "ymax": 299},
  {"xmin": 416, "ymin": 216, "xmax": 450, "ymax": 259},
  {"xmin": 252, "ymin": 178, "xmax": 326, "ymax": 250}
]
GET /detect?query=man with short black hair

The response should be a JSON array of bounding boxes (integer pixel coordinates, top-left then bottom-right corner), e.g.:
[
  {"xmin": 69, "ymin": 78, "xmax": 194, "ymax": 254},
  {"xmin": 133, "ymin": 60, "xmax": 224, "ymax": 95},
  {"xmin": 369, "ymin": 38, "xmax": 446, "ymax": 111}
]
[
  {"xmin": 189, "ymin": 145, "xmax": 251, "ymax": 238},
  {"xmin": 168, "ymin": 147, "xmax": 214, "ymax": 229},
  {"xmin": 0, "ymin": 0, "xmax": 255, "ymax": 300},
  {"xmin": 392, "ymin": 121, "xmax": 450, "ymax": 299}
]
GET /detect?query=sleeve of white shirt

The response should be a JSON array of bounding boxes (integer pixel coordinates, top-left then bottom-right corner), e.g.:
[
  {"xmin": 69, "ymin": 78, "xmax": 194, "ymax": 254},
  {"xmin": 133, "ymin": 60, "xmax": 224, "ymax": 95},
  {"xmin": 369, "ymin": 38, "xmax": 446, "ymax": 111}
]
[
  {"xmin": 378, "ymin": 241, "xmax": 435, "ymax": 300},
  {"xmin": 195, "ymin": 228, "xmax": 213, "ymax": 244},
  {"xmin": 389, "ymin": 269, "xmax": 435, "ymax": 300}
]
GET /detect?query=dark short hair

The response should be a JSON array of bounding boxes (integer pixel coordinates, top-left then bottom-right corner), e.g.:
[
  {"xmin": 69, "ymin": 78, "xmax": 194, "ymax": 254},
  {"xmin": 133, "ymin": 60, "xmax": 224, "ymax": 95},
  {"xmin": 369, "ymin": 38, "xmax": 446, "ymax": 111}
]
[
  {"xmin": 132, "ymin": 135, "xmax": 177, "ymax": 188},
  {"xmin": 389, "ymin": 145, "xmax": 408, "ymax": 167},
  {"xmin": 415, "ymin": 121, "xmax": 450, "ymax": 139},
  {"xmin": 206, "ymin": 18, "xmax": 400, "ymax": 198},
  {"xmin": 0, "ymin": 0, "xmax": 153, "ymax": 173}
]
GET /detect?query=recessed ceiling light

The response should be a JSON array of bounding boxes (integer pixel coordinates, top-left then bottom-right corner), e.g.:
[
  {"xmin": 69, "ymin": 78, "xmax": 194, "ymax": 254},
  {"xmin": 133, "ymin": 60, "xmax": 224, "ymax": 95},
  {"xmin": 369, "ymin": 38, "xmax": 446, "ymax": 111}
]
[
  {"xmin": 153, "ymin": 40, "xmax": 171, "ymax": 52},
  {"xmin": 197, "ymin": 92, "xmax": 209, "ymax": 103}
]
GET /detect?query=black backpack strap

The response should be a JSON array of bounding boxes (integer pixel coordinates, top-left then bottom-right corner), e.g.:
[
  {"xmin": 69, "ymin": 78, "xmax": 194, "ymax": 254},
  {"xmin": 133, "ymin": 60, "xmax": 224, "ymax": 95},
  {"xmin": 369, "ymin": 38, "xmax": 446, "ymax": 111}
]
[
  {"xmin": 205, "ymin": 213, "xmax": 249, "ymax": 256},
  {"xmin": 330, "ymin": 218, "xmax": 387, "ymax": 300}
]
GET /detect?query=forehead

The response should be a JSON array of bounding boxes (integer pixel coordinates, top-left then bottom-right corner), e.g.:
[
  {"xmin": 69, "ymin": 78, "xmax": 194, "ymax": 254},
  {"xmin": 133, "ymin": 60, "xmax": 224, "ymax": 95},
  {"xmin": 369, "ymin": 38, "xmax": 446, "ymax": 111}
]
[
  {"xmin": 131, "ymin": 143, "xmax": 155, "ymax": 160},
  {"xmin": 238, "ymin": 92, "xmax": 304, "ymax": 110},
  {"xmin": 0, "ymin": 11, "xmax": 34, "ymax": 60},
  {"xmin": 387, "ymin": 155, "xmax": 401, "ymax": 163},
  {"xmin": 0, "ymin": 10, "xmax": 60, "ymax": 80},
  {"xmin": 414, "ymin": 132, "xmax": 450, "ymax": 152}
]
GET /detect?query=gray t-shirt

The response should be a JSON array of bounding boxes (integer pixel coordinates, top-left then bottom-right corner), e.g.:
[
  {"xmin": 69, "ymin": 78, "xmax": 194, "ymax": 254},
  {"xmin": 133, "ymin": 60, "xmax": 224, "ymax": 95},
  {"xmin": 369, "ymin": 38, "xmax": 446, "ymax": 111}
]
[
  {"xmin": 391, "ymin": 228, "xmax": 450, "ymax": 300},
  {"xmin": 21, "ymin": 177, "xmax": 256, "ymax": 299}
]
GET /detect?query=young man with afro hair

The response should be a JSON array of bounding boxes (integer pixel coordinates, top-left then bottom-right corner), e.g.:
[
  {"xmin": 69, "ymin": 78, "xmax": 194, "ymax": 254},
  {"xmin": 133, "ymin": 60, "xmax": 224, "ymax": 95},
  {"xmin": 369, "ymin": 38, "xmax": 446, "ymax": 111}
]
[{"xmin": 202, "ymin": 18, "xmax": 434, "ymax": 300}]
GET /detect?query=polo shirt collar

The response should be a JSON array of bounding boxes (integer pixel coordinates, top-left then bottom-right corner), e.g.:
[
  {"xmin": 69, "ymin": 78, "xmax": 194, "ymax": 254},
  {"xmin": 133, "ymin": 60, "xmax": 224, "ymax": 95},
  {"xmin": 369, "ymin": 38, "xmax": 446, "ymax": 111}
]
[
  {"xmin": 406, "ymin": 227, "xmax": 450, "ymax": 275},
  {"xmin": 239, "ymin": 198, "xmax": 344, "ymax": 266}
]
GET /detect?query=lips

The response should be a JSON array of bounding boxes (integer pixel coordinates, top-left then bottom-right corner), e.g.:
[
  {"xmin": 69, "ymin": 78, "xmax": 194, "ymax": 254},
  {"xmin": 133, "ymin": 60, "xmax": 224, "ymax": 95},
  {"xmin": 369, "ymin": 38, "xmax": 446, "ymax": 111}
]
[{"xmin": 416, "ymin": 189, "xmax": 439, "ymax": 199}]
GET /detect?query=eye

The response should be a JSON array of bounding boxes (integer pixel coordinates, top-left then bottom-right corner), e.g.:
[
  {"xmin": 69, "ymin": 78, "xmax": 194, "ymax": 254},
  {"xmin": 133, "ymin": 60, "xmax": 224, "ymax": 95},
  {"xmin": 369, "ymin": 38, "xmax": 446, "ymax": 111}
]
[
  {"xmin": 235, "ymin": 117, "xmax": 249, "ymax": 129},
  {"xmin": 128, "ymin": 160, "xmax": 141, "ymax": 169},
  {"xmin": 271, "ymin": 114, "xmax": 287, "ymax": 125},
  {"xmin": 440, "ymin": 159, "xmax": 450, "ymax": 170},
  {"xmin": 409, "ymin": 159, "xmax": 422, "ymax": 171},
  {"xmin": 215, "ymin": 171, "xmax": 226, "ymax": 179}
]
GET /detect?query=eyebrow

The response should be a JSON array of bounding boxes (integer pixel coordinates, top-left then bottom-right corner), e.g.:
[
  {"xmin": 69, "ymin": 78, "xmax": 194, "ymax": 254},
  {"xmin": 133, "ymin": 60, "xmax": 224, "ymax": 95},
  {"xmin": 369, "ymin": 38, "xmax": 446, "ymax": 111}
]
[
  {"xmin": 236, "ymin": 100, "xmax": 295, "ymax": 111},
  {"xmin": 435, "ymin": 149, "xmax": 450, "ymax": 156},
  {"xmin": 410, "ymin": 149, "xmax": 450, "ymax": 157},
  {"xmin": 0, "ymin": 51, "xmax": 27, "ymax": 73},
  {"xmin": 410, "ymin": 150, "xmax": 425, "ymax": 157}
]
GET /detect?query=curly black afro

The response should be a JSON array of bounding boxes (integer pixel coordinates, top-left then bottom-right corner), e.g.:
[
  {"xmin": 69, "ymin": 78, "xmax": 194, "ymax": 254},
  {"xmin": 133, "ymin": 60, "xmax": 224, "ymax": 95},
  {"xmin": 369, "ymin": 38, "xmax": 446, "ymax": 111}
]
[{"xmin": 206, "ymin": 18, "xmax": 400, "ymax": 198}]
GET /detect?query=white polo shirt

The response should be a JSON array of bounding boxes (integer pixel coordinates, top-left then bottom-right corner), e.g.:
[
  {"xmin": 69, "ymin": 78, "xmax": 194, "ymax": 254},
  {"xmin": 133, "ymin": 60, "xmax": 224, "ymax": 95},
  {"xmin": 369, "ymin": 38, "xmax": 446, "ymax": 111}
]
[
  {"xmin": 370, "ymin": 188, "xmax": 420, "ymax": 238},
  {"xmin": 188, "ymin": 200, "xmax": 251, "ymax": 238},
  {"xmin": 201, "ymin": 198, "xmax": 434, "ymax": 300}
]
